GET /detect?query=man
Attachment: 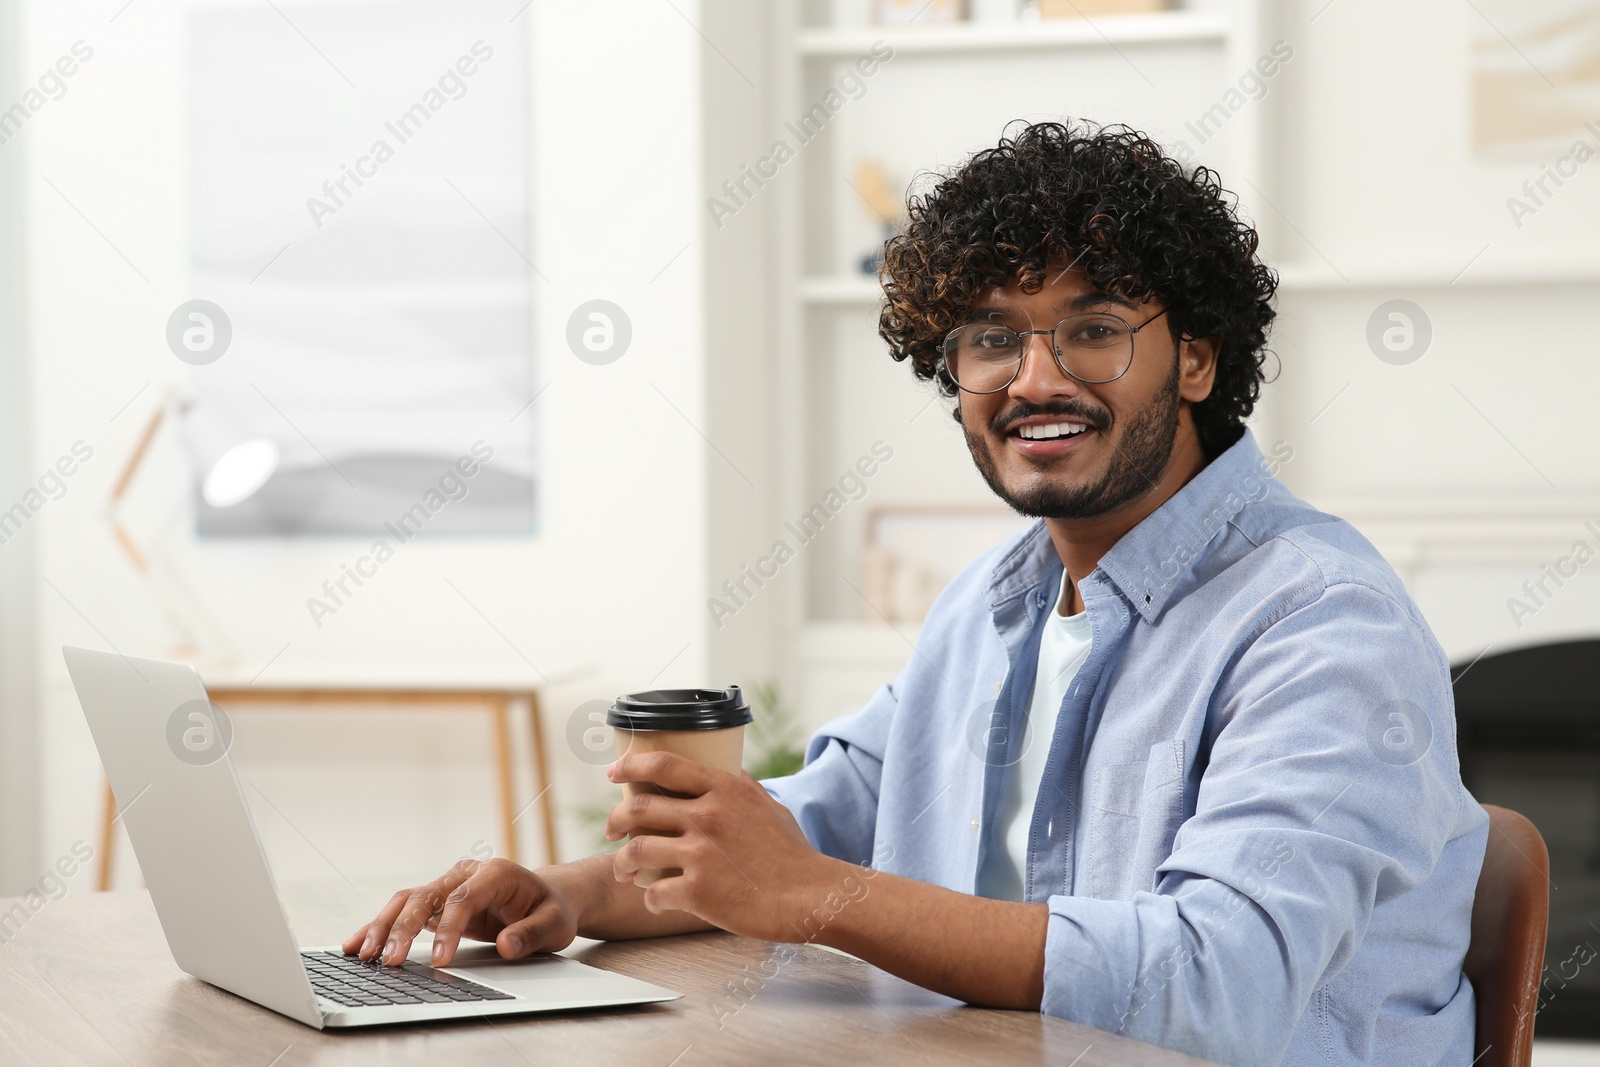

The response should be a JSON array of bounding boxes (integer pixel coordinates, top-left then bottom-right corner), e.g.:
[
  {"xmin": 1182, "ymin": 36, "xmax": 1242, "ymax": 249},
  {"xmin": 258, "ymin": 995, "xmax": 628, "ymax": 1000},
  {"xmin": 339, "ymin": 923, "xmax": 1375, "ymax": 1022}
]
[{"xmin": 348, "ymin": 121, "xmax": 1486, "ymax": 1066}]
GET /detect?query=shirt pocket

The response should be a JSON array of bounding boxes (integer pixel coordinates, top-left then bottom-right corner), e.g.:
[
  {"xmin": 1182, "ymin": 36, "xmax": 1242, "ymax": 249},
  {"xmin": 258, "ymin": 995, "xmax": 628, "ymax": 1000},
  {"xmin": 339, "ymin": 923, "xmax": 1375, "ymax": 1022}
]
[{"xmin": 1084, "ymin": 739, "xmax": 1185, "ymax": 900}]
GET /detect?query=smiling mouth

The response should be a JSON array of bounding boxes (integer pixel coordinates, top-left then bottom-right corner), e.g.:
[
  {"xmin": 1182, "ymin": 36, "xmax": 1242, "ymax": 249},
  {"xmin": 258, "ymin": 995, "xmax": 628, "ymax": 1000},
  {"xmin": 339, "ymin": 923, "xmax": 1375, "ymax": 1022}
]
[
  {"xmin": 1000, "ymin": 419, "xmax": 1100, "ymax": 457},
  {"xmin": 1012, "ymin": 420, "xmax": 1093, "ymax": 441}
]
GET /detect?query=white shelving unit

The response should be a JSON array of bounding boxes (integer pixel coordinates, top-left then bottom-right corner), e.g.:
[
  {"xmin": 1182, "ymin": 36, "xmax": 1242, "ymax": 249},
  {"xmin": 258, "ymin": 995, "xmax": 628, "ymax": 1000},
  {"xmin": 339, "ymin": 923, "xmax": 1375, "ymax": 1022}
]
[
  {"xmin": 772, "ymin": 0, "xmax": 1269, "ymax": 728},
  {"xmin": 795, "ymin": 10, "xmax": 1230, "ymax": 56}
]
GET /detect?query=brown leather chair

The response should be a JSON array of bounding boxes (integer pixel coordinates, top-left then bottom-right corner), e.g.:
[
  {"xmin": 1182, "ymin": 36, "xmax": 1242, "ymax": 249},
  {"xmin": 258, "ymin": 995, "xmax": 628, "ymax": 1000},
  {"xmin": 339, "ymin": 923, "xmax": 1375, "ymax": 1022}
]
[{"xmin": 1462, "ymin": 804, "xmax": 1550, "ymax": 1067}]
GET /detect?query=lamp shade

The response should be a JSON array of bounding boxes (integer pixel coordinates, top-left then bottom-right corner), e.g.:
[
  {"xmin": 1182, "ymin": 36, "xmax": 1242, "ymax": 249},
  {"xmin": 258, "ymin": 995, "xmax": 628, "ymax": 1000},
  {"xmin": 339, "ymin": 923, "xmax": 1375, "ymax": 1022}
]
[{"xmin": 180, "ymin": 404, "xmax": 278, "ymax": 508}]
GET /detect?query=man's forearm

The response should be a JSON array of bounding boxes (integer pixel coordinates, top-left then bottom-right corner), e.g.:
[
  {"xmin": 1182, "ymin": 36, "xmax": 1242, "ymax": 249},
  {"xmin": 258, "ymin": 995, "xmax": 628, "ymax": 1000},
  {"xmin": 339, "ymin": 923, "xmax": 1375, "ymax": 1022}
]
[
  {"xmin": 593, "ymin": 755, "xmax": 1048, "ymax": 1007},
  {"xmin": 541, "ymin": 852, "xmax": 716, "ymax": 941},
  {"xmin": 810, "ymin": 858, "xmax": 1049, "ymax": 1011}
]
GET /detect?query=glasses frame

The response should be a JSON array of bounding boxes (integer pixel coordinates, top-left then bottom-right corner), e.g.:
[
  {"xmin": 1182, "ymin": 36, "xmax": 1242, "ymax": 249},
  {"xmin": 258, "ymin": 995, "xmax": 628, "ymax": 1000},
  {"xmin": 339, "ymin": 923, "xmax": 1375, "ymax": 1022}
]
[{"xmin": 940, "ymin": 305, "xmax": 1172, "ymax": 394}]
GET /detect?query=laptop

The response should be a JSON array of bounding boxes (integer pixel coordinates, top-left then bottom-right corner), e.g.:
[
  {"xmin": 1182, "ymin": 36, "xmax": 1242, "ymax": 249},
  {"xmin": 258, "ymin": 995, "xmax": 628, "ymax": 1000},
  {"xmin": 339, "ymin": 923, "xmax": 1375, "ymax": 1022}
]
[{"xmin": 63, "ymin": 645, "xmax": 681, "ymax": 1029}]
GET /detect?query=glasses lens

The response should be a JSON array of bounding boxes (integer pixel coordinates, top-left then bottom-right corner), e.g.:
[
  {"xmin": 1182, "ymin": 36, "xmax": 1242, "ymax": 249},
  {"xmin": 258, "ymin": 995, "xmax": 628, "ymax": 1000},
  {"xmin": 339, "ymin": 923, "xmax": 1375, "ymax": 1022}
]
[
  {"xmin": 943, "ymin": 323, "xmax": 1022, "ymax": 392},
  {"xmin": 1053, "ymin": 314, "xmax": 1134, "ymax": 383}
]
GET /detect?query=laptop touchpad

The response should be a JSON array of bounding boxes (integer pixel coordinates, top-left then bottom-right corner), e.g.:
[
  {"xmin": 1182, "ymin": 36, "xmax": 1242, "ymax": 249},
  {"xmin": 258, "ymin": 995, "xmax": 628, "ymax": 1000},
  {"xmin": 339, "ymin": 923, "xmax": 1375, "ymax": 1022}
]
[{"xmin": 435, "ymin": 944, "xmax": 621, "ymax": 990}]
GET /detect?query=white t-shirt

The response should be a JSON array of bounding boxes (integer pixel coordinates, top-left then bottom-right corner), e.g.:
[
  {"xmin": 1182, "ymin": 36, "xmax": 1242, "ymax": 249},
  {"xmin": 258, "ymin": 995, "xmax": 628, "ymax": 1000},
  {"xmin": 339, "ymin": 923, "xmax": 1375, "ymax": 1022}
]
[{"xmin": 976, "ymin": 568, "xmax": 1093, "ymax": 902}]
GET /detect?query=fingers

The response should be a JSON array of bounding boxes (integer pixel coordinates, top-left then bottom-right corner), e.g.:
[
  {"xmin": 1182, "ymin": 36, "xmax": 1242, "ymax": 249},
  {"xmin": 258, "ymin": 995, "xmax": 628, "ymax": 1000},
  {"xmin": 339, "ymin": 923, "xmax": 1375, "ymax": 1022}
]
[
  {"xmin": 636, "ymin": 873, "xmax": 700, "ymax": 917},
  {"xmin": 494, "ymin": 897, "xmax": 574, "ymax": 959},
  {"xmin": 344, "ymin": 886, "xmax": 420, "ymax": 960},
  {"xmin": 430, "ymin": 862, "xmax": 540, "ymax": 967},
  {"xmin": 381, "ymin": 885, "xmax": 451, "ymax": 965},
  {"xmin": 607, "ymin": 751, "xmax": 725, "ymax": 798},
  {"xmin": 612, "ymin": 831, "xmax": 691, "ymax": 885},
  {"xmin": 343, "ymin": 860, "xmax": 478, "ymax": 965},
  {"xmin": 604, "ymin": 791, "xmax": 691, "ymax": 842},
  {"xmin": 341, "ymin": 922, "xmax": 374, "ymax": 956},
  {"xmin": 613, "ymin": 834, "xmax": 693, "ymax": 916}
]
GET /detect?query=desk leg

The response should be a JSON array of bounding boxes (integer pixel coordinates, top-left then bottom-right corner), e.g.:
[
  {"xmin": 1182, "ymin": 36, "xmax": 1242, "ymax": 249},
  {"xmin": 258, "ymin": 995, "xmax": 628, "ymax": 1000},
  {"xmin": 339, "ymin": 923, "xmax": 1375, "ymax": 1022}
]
[
  {"xmin": 491, "ymin": 697, "xmax": 519, "ymax": 865},
  {"xmin": 528, "ymin": 692, "xmax": 558, "ymax": 865},
  {"xmin": 97, "ymin": 777, "xmax": 117, "ymax": 892}
]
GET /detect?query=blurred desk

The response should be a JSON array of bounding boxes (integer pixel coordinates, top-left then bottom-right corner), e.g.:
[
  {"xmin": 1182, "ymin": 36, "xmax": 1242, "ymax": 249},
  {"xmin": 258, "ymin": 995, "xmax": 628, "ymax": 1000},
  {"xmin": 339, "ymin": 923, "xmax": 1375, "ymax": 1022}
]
[
  {"xmin": 97, "ymin": 664, "xmax": 589, "ymax": 890},
  {"xmin": 0, "ymin": 884, "xmax": 1222, "ymax": 1066}
]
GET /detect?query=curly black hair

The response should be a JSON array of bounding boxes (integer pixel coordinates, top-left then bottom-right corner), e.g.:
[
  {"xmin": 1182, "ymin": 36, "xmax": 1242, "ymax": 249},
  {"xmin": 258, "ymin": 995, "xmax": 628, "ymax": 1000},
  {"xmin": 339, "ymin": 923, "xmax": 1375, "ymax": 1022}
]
[{"xmin": 879, "ymin": 120, "xmax": 1278, "ymax": 459}]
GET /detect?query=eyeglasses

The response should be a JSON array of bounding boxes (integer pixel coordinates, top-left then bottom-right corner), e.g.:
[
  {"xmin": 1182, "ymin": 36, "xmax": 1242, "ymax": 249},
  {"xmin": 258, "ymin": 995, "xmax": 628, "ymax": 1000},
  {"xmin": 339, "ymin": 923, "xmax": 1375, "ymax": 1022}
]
[{"xmin": 940, "ymin": 306, "xmax": 1171, "ymax": 394}]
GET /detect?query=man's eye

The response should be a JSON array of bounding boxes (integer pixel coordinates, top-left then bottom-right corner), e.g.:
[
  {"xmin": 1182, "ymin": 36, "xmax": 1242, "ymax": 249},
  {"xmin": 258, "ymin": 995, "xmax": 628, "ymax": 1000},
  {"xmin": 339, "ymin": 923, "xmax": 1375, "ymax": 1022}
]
[
  {"xmin": 1065, "ymin": 323, "xmax": 1123, "ymax": 346},
  {"xmin": 974, "ymin": 329, "xmax": 1017, "ymax": 348}
]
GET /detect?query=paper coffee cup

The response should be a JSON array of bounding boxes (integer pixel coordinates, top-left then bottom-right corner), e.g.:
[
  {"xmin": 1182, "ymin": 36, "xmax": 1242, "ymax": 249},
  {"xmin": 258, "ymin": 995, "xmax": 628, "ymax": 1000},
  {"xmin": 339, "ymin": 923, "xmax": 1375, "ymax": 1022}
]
[{"xmin": 607, "ymin": 685, "xmax": 752, "ymax": 887}]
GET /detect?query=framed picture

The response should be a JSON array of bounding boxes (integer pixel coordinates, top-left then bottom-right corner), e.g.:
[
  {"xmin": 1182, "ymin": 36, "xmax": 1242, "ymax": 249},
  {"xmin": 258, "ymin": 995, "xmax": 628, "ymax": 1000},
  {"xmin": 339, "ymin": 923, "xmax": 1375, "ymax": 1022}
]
[
  {"xmin": 185, "ymin": 0, "xmax": 536, "ymax": 536},
  {"xmin": 861, "ymin": 505, "xmax": 1034, "ymax": 623},
  {"xmin": 1037, "ymin": 0, "xmax": 1170, "ymax": 17},
  {"xmin": 1472, "ymin": 0, "xmax": 1600, "ymax": 158}
]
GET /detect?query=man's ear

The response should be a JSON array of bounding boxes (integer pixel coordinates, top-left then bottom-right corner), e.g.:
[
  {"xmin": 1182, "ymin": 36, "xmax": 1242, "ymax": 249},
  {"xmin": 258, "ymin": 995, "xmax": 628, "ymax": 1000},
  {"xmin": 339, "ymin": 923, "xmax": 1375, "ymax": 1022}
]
[{"xmin": 1178, "ymin": 335, "xmax": 1220, "ymax": 404}]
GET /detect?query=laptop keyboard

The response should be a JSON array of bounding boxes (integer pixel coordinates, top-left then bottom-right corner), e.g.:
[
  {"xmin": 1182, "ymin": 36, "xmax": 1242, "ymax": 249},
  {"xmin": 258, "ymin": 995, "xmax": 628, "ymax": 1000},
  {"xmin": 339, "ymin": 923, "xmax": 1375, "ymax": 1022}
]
[{"xmin": 302, "ymin": 950, "xmax": 515, "ymax": 1009}]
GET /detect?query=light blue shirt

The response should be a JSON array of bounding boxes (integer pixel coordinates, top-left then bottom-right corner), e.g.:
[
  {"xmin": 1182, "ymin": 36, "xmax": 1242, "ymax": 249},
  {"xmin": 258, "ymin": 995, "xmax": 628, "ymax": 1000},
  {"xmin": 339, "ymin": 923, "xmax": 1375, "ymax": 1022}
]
[{"xmin": 765, "ymin": 428, "xmax": 1487, "ymax": 1067}]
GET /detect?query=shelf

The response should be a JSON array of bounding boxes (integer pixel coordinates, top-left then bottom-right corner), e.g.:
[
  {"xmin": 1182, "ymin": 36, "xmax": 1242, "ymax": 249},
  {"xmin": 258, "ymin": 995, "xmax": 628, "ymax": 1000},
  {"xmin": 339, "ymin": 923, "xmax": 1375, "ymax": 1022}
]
[
  {"xmin": 1300, "ymin": 495, "xmax": 1600, "ymax": 571},
  {"xmin": 1274, "ymin": 253, "xmax": 1600, "ymax": 291},
  {"xmin": 801, "ymin": 275, "xmax": 883, "ymax": 305},
  {"xmin": 801, "ymin": 252, "xmax": 1600, "ymax": 308},
  {"xmin": 796, "ymin": 11, "xmax": 1231, "ymax": 57},
  {"xmin": 1308, "ymin": 494, "xmax": 1600, "ymax": 521}
]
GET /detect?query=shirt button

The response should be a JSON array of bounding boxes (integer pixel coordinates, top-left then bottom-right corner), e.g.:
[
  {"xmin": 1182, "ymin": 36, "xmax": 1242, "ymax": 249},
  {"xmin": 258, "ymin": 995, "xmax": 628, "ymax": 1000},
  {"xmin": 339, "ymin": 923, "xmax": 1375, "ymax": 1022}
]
[
  {"xmin": 993, "ymin": 680, "xmax": 1003, "ymax": 694},
  {"xmin": 970, "ymin": 819, "xmax": 979, "ymax": 833}
]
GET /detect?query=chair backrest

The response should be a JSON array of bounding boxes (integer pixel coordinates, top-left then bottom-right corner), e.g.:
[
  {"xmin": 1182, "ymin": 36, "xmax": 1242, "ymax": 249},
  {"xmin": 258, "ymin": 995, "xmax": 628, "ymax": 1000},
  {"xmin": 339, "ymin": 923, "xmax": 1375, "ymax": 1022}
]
[{"xmin": 1462, "ymin": 804, "xmax": 1550, "ymax": 1067}]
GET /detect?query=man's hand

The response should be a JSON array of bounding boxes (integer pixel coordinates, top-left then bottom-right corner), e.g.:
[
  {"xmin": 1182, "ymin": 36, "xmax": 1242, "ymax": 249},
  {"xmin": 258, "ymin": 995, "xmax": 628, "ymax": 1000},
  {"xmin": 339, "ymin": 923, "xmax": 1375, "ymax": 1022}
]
[
  {"xmin": 341, "ymin": 858, "xmax": 582, "ymax": 967},
  {"xmin": 604, "ymin": 751, "xmax": 839, "ymax": 943}
]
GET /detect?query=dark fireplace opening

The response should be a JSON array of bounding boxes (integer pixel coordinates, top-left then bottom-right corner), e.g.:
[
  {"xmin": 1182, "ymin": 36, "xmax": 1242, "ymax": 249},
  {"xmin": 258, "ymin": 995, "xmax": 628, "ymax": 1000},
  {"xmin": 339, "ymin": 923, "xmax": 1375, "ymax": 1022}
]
[{"xmin": 1453, "ymin": 638, "xmax": 1600, "ymax": 1039}]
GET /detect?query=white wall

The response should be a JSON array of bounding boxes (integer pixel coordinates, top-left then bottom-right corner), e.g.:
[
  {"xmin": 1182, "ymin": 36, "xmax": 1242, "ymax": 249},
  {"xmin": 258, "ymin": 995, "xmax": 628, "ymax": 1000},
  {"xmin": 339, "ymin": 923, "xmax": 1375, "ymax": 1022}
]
[
  {"xmin": 701, "ymin": 0, "xmax": 785, "ymax": 687},
  {"xmin": 7, "ymin": 0, "xmax": 711, "ymax": 891},
  {"xmin": 0, "ymin": 0, "xmax": 42, "ymax": 894}
]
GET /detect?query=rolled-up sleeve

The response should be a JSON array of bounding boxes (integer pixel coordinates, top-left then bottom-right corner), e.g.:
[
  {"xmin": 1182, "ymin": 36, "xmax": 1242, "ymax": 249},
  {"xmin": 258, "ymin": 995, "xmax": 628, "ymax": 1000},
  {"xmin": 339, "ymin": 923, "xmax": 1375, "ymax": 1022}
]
[
  {"xmin": 1042, "ymin": 581, "xmax": 1478, "ymax": 1067},
  {"xmin": 762, "ymin": 678, "xmax": 899, "ymax": 868}
]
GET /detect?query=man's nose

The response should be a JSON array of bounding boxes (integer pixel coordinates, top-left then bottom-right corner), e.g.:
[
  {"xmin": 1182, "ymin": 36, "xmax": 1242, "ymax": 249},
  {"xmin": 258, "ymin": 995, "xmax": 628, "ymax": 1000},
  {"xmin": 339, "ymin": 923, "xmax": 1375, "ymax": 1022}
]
[{"xmin": 1009, "ymin": 331, "xmax": 1080, "ymax": 399}]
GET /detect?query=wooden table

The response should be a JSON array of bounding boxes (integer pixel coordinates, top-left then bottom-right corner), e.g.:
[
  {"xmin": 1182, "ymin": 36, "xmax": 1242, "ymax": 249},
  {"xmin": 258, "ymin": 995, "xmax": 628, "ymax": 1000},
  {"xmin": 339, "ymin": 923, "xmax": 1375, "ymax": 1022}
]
[
  {"xmin": 0, "ymin": 884, "xmax": 1222, "ymax": 1066},
  {"xmin": 96, "ymin": 664, "xmax": 588, "ymax": 891}
]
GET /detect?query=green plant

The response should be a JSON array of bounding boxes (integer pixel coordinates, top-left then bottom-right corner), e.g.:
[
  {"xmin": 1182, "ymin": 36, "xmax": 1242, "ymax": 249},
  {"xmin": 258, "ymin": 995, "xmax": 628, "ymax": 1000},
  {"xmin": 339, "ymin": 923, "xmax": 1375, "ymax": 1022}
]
[{"xmin": 743, "ymin": 680, "xmax": 806, "ymax": 780}]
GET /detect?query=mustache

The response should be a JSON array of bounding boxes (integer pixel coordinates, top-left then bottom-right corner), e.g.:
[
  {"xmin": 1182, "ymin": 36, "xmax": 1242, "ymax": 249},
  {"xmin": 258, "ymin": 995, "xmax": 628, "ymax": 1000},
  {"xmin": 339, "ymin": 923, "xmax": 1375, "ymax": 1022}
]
[{"xmin": 990, "ymin": 401, "xmax": 1109, "ymax": 436}]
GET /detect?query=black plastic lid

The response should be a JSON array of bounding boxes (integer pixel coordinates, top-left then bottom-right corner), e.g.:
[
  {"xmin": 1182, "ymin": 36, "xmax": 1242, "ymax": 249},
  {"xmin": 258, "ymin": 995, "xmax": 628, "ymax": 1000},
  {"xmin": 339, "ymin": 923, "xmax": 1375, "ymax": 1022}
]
[{"xmin": 606, "ymin": 685, "xmax": 752, "ymax": 731}]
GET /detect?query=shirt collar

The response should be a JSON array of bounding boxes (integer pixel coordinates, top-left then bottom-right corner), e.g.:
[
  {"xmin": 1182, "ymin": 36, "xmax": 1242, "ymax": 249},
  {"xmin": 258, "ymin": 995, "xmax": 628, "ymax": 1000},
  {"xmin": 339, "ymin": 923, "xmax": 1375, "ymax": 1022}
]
[{"xmin": 984, "ymin": 428, "xmax": 1274, "ymax": 625}]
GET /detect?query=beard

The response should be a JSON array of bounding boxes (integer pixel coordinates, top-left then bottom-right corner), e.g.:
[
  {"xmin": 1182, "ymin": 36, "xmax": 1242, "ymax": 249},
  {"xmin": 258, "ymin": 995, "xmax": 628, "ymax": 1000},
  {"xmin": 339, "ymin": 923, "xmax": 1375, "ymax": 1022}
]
[{"xmin": 964, "ymin": 357, "xmax": 1181, "ymax": 520}]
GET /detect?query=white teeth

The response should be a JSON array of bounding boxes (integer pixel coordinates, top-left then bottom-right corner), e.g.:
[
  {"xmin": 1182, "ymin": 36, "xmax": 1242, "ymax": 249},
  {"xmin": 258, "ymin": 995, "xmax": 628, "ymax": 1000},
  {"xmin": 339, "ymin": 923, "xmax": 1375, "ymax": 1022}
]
[{"xmin": 1020, "ymin": 422, "xmax": 1089, "ymax": 440}]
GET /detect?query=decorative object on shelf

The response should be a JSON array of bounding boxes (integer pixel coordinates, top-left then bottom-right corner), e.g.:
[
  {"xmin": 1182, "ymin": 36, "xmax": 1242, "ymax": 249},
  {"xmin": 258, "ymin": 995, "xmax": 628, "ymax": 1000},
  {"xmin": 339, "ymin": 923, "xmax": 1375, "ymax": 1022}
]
[
  {"xmin": 874, "ymin": 0, "xmax": 965, "ymax": 24},
  {"xmin": 970, "ymin": 0, "xmax": 1021, "ymax": 22},
  {"xmin": 1038, "ymin": 0, "xmax": 1170, "ymax": 16},
  {"xmin": 862, "ymin": 544, "xmax": 948, "ymax": 625},
  {"xmin": 1471, "ymin": 0, "xmax": 1600, "ymax": 158},
  {"xmin": 852, "ymin": 159, "xmax": 903, "ymax": 275},
  {"xmin": 861, "ymin": 505, "xmax": 1034, "ymax": 624}
]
